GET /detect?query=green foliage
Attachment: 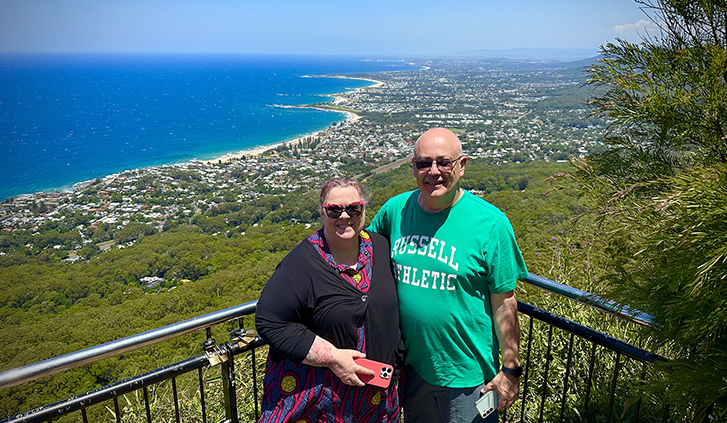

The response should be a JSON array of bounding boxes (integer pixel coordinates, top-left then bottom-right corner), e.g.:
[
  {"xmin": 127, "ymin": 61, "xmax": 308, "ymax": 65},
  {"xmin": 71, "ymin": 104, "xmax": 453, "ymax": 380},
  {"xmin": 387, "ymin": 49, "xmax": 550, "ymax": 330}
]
[
  {"xmin": 2, "ymin": 156, "xmax": 693, "ymax": 421},
  {"xmin": 365, "ymin": 165, "xmax": 417, "ymax": 211},
  {"xmin": 0, "ymin": 224, "xmax": 291, "ymax": 419},
  {"xmin": 0, "ymin": 160, "xmax": 577, "ymax": 418},
  {"xmin": 585, "ymin": 2, "xmax": 727, "ymax": 184},
  {"xmin": 113, "ymin": 222, "xmax": 156, "ymax": 243},
  {"xmin": 574, "ymin": 0, "xmax": 727, "ymax": 418},
  {"xmin": 592, "ymin": 166, "xmax": 727, "ymax": 413}
]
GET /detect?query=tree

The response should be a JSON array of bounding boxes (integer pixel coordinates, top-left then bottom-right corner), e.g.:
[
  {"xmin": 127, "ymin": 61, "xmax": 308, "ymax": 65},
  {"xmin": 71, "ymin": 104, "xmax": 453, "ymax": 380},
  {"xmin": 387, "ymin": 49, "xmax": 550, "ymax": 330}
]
[
  {"xmin": 585, "ymin": 0, "xmax": 727, "ymax": 185},
  {"xmin": 576, "ymin": 0, "xmax": 727, "ymax": 419},
  {"xmin": 113, "ymin": 223, "xmax": 156, "ymax": 243}
]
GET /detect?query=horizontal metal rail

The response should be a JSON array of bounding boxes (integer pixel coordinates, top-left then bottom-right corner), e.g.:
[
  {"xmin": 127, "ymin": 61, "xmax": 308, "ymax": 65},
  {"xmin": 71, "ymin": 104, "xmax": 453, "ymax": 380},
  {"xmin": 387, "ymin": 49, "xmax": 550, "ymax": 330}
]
[
  {"xmin": 0, "ymin": 275, "xmax": 655, "ymax": 391},
  {"xmin": 0, "ymin": 337, "xmax": 268, "ymax": 423},
  {"xmin": 517, "ymin": 301, "xmax": 665, "ymax": 363},
  {"xmin": 0, "ymin": 299, "xmax": 665, "ymax": 423},
  {"xmin": 0, "ymin": 300, "xmax": 259, "ymax": 390},
  {"xmin": 0, "ymin": 272, "xmax": 674, "ymax": 423},
  {"xmin": 520, "ymin": 273, "xmax": 656, "ymax": 326}
]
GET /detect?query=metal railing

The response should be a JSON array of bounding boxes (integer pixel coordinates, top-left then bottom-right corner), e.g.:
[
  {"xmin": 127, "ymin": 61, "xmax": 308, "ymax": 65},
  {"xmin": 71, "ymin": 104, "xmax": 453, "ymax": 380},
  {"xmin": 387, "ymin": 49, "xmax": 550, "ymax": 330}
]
[
  {"xmin": 0, "ymin": 300, "xmax": 269, "ymax": 423},
  {"xmin": 0, "ymin": 273, "xmax": 712, "ymax": 423},
  {"xmin": 0, "ymin": 301, "xmax": 260, "ymax": 390},
  {"xmin": 514, "ymin": 274, "xmax": 672, "ymax": 423},
  {"xmin": 520, "ymin": 273, "xmax": 656, "ymax": 326}
]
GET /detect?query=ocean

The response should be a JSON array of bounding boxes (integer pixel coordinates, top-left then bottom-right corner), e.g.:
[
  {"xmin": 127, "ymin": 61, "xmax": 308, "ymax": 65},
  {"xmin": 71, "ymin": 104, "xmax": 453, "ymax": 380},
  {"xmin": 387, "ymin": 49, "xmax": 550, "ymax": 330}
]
[{"xmin": 0, "ymin": 53, "xmax": 415, "ymax": 200}]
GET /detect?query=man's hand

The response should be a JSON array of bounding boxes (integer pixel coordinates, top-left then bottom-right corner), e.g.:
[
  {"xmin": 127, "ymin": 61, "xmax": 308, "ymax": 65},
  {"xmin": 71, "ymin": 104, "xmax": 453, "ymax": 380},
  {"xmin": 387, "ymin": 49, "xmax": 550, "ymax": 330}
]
[{"xmin": 482, "ymin": 372, "xmax": 519, "ymax": 410}]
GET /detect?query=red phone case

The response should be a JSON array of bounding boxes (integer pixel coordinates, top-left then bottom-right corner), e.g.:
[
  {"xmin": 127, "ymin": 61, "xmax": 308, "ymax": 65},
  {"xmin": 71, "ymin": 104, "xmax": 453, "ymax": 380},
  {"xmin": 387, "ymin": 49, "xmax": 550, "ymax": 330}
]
[{"xmin": 354, "ymin": 358, "xmax": 394, "ymax": 388}]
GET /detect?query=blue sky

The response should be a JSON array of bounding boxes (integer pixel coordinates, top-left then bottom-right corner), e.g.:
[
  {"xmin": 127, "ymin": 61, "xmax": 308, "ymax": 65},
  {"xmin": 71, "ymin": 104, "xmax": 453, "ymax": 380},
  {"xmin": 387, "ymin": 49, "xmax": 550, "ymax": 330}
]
[{"xmin": 0, "ymin": 0, "xmax": 657, "ymax": 56}]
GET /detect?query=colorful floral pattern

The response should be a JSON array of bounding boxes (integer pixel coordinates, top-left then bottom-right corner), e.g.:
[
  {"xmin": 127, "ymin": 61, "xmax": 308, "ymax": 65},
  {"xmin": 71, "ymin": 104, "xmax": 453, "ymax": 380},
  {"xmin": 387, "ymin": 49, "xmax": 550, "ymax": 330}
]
[{"xmin": 258, "ymin": 229, "xmax": 399, "ymax": 423}]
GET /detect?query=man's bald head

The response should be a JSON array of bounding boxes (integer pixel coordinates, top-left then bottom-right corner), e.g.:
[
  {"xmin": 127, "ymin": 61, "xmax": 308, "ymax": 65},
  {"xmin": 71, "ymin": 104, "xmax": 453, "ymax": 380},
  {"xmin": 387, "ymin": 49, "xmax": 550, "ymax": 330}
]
[
  {"xmin": 414, "ymin": 127, "xmax": 463, "ymax": 158},
  {"xmin": 412, "ymin": 127, "xmax": 466, "ymax": 211}
]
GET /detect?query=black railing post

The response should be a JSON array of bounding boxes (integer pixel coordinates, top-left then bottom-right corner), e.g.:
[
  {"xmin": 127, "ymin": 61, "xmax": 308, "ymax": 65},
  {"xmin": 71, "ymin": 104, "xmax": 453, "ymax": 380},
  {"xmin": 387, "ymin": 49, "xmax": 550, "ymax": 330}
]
[
  {"xmin": 583, "ymin": 342, "xmax": 597, "ymax": 423},
  {"xmin": 703, "ymin": 403, "xmax": 715, "ymax": 423},
  {"xmin": 172, "ymin": 376, "xmax": 181, "ymax": 423},
  {"xmin": 538, "ymin": 325, "xmax": 554, "ymax": 423},
  {"xmin": 559, "ymin": 332, "xmax": 575, "ymax": 423},
  {"xmin": 199, "ymin": 367, "xmax": 208, "ymax": 423},
  {"xmin": 606, "ymin": 353, "xmax": 621, "ymax": 423},
  {"xmin": 520, "ymin": 316, "xmax": 534, "ymax": 423},
  {"xmin": 221, "ymin": 343, "xmax": 239, "ymax": 423},
  {"xmin": 113, "ymin": 396, "xmax": 121, "ymax": 423},
  {"xmin": 253, "ymin": 346, "xmax": 260, "ymax": 420},
  {"xmin": 143, "ymin": 386, "xmax": 151, "ymax": 422},
  {"xmin": 634, "ymin": 362, "xmax": 647, "ymax": 423}
]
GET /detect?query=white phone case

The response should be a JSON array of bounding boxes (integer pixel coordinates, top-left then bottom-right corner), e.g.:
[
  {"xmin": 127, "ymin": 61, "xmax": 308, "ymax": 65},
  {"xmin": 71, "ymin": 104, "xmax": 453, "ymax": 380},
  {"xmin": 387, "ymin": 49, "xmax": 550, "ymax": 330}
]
[{"xmin": 474, "ymin": 389, "xmax": 499, "ymax": 419}]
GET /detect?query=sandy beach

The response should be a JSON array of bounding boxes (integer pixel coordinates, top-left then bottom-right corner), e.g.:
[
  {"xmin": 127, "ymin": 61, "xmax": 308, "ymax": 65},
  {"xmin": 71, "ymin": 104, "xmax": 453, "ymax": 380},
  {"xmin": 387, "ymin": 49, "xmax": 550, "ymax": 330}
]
[
  {"xmin": 330, "ymin": 75, "xmax": 385, "ymax": 89},
  {"xmin": 204, "ymin": 112, "xmax": 358, "ymax": 164},
  {"xmin": 202, "ymin": 140, "xmax": 291, "ymax": 164},
  {"xmin": 202, "ymin": 112, "xmax": 357, "ymax": 164},
  {"xmin": 203, "ymin": 76, "xmax": 378, "ymax": 164}
]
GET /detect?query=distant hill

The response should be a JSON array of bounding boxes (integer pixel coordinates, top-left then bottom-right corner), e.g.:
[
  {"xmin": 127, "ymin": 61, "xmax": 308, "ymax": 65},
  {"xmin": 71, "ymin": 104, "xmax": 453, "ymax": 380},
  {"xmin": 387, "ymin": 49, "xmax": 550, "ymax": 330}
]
[{"xmin": 432, "ymin": 48, "xmax": 600, "ymax": 62}]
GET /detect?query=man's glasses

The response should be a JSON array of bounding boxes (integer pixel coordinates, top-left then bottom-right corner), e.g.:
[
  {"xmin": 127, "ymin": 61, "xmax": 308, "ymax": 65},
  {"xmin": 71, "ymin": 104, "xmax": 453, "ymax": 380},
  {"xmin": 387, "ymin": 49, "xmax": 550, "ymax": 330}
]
[
  {"xmin": 322, "ymin": 201, "xmax": 364, "ymax": 218},
  {"xmin": 414, "ymin": 156, "xmax": 463, "ymax": 173}
]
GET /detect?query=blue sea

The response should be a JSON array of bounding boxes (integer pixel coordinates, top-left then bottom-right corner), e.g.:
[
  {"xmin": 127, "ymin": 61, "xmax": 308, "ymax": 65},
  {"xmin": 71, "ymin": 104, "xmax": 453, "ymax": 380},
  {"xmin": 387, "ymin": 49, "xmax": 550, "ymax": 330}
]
[{"xmin": 0, "ymin": 53, "xmax": 415, "ymax": 200}]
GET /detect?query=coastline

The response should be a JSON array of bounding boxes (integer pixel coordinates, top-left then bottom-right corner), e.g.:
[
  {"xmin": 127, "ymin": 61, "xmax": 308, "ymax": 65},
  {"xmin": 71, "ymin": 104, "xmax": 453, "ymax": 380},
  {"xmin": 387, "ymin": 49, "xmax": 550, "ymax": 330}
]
[
  {"xmin": 202, "ymin": 75, "xmax": 380, "ymax": 164},
  {"xmin": 5, "ymin": 73, "xmax": 381, "ymax": 199},
  {"xmin": 317, "ymin": 74, "xmax": 385, "ymax": 89},
  {"xmin": 15, "ymin": 105, "xmax": 364, "ymax": 198},
  {"xmin": 202, "ymin": 110, "xmax": 361, "ymax": 164}
]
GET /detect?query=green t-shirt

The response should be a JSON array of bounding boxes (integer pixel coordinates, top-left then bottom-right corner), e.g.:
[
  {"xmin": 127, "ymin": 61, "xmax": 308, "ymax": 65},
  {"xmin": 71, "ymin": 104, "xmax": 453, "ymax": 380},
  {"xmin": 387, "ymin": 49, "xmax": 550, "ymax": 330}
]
[{"xmin": 368, "ymin": 189, "xmax": 528, "ymax": 388}]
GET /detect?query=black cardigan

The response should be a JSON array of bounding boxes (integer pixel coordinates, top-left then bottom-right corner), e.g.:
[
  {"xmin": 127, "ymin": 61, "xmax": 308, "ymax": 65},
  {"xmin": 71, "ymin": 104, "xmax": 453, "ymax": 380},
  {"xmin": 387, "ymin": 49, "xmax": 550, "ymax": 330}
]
[{"xmin": 255, "ymin": 231, "xmax": 403, "ymax": 374}]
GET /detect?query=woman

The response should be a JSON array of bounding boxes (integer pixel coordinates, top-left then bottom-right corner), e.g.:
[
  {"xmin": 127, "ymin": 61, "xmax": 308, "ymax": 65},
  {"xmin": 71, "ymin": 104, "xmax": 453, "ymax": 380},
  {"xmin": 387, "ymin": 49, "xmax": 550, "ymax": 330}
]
[{"xmin": 255, "ymin": 178, "xmax": 403, "ymax": 423}]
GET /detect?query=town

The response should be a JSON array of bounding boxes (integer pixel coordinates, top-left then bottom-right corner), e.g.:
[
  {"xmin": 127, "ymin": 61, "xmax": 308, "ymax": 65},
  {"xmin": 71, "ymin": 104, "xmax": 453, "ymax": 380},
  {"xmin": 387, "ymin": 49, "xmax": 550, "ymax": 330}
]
[{"xmin": 0, "ymin": 58, "xmax": 606, "ymax": 260}]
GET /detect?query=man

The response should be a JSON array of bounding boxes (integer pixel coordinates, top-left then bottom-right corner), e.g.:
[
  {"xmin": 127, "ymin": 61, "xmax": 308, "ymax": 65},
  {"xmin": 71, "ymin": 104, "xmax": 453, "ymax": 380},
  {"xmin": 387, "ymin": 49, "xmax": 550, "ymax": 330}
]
[{"xmin": 368, "ymin": 128, "xmax": 528, "ymax": 423}]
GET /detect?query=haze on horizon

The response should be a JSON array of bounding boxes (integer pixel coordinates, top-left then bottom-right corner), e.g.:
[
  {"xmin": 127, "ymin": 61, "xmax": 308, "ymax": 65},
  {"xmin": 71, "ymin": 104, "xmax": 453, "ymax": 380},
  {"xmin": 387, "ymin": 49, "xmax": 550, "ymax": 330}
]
[{"xmin": 0, "ymin": 0, "xmax": 657, "ymax": 58}]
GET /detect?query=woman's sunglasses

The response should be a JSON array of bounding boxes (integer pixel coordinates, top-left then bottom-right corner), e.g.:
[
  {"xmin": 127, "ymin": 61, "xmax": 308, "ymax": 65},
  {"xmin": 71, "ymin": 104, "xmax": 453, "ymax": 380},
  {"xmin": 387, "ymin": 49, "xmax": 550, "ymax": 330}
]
[{"xmin": 322, "ymin": 201, "xmax": 364, "ymax": 218}]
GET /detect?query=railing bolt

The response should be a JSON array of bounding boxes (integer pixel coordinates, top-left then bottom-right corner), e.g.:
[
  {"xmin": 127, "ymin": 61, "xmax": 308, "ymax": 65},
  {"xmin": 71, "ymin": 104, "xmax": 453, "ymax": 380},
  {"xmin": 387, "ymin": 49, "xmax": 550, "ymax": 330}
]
[
  {"xmin": 230, "ymin": 328, "xmax": 256, "ymax": 349},
  {"xmin": 202, "ymin": 327, "xmax": 228, "ymax": 366}
]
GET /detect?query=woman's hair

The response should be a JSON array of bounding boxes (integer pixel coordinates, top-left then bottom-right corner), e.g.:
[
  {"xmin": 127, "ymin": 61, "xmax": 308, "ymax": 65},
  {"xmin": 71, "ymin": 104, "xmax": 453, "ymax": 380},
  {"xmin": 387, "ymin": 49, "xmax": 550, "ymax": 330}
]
[{"xmin": 319, "ymin": 178, "xmax": 368, "ymax": 209}]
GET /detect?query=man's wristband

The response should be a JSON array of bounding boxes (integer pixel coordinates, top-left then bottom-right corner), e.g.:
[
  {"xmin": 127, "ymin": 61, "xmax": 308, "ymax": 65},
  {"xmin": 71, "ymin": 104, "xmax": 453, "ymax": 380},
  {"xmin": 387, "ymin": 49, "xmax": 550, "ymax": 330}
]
[{"xmin": 501, "ymin": 365, "xmax": 523, "ymax": 378}]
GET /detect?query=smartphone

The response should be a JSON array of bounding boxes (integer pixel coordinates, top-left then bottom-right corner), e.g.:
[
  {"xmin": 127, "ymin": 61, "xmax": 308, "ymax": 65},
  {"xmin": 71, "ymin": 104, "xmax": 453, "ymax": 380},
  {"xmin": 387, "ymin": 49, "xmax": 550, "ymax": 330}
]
[
  {"xmin": 475, "ymin": 389, "xmax": 499, "ymax": 419},
  {"xmin": 353, "ymin": 357, "xmax": 394, "ymax": 388}
]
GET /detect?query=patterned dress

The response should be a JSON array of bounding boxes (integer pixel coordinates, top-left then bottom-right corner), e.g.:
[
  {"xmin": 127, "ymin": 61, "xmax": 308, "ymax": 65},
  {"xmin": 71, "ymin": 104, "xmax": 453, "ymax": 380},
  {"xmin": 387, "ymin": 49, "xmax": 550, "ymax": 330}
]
[{"xmin": 258, "ymin": 230, "xmax": 400, "ymax": 423}]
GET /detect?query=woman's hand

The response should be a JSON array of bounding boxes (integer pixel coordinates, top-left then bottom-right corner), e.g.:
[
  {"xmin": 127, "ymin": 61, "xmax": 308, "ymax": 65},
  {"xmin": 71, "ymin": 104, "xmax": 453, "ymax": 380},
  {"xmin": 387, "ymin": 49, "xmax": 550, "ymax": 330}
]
[
  {"xmin": 302, "ymin": 336, "xmax": 374, "ymax": 387},
  {"xmin": 328, "ymin": 348, "xmax": 375, "ymax": 387}
]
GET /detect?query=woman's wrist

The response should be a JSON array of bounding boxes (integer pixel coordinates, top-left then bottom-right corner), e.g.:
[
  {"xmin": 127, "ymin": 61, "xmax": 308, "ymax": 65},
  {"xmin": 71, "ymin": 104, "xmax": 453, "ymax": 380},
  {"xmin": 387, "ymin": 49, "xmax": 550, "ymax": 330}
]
[{"xmin": 303, "ymin": 336, "xmax": 337, "ymax": 367}]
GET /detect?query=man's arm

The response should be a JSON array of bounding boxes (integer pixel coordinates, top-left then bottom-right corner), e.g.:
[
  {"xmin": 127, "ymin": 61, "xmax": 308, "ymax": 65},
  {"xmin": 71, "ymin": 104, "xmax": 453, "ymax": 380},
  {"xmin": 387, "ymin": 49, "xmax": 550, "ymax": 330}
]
[{"xmin": 483, "ymin": 290, "xmax": 520, "ymax": 410}]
